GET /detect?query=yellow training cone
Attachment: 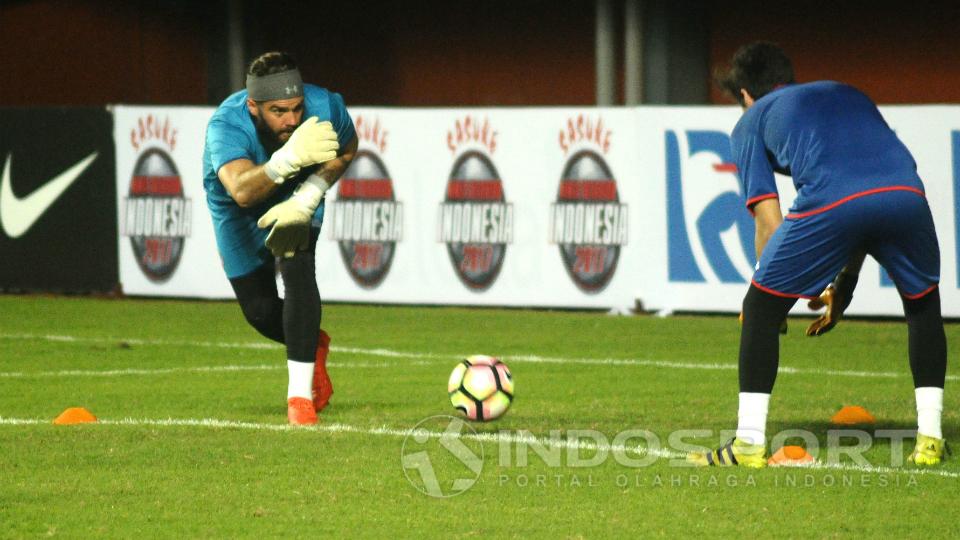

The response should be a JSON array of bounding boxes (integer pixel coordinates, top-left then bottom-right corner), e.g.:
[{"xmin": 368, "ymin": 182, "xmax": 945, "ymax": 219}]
[{"xmin": 53, "ymin": 407, "xmax": 98, "ymax": 425}]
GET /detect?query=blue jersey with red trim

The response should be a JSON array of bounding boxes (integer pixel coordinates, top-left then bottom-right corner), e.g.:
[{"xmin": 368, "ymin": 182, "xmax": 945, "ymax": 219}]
[{"xmin": 730, "ymin": 81, "xmax": 923, "ymax": 216}]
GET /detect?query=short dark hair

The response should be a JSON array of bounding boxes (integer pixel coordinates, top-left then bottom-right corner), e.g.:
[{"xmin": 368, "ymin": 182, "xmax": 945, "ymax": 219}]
[
  {"xmin": 715, "ymin": 42, "xmax": 795, "ymax": 105},
  {"xmin": 247, "ymin": 51, "xmax": 298, "ymax": 77}
]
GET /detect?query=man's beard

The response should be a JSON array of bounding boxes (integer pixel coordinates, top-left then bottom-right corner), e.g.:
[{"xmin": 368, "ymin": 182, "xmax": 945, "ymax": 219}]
[{"xmin": 252, "ymin": 113, "xmax": 294, "ymax": 154}]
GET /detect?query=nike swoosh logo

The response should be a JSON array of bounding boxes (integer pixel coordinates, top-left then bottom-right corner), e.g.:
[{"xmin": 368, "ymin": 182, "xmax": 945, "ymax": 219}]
[{"xmin": 0, "ymin": 151, "xmax": 98, "ymax": 238}]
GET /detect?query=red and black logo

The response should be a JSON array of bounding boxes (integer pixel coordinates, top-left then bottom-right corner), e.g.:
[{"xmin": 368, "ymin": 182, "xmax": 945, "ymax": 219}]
[
  {"xmin": 438, "ymin": 151, "xmax": 513, "ymax": 291},
  {"xmin": 120, "ymin": 148, "xmax": 191, "ymax": 282},
  {"xmin": 549, "ymin": 150, "xmax": 628, "ymax": 293},
  {"xmin": 329, "ymin": 150, "xmax": 402, "ymax": 288}
]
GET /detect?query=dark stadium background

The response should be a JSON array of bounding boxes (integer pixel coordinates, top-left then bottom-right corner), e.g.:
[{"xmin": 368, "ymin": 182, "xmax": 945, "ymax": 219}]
[{"xmin": 2, "ymin": 0, "xmax": 958, "ymax": 107}]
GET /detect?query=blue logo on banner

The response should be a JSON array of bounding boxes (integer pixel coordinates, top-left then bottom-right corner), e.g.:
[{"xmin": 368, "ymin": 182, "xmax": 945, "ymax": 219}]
[{"xmin": 666, "ymin": 130, "xmax": 756, "ymax": 283}]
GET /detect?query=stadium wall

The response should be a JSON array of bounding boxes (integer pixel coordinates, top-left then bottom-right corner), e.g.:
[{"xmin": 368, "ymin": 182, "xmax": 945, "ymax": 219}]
[
  {"xmin": 5, "ymin": 1, "xmax": 959, "ymax": 107},
  {"xmin": 0, "ymin": 0, "xmax": 209, "ymax": 106},
  {"xmin": 708, "ymin": 1, "xmax": 960, "ymax": 105},
  {"xmin": 110, "ymin": 105, "xmax": 960, "ymax": 317}
]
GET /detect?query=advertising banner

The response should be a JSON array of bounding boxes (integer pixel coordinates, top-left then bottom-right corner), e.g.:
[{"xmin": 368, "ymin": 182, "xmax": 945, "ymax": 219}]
[
  {"xmin": 111, "ymin": 104, "xmax": 960, "ymax": 317},
  {"xmin": 0, "ymin": 107, "xmax": 117, "ymax": 292},
  {"xmin": 113, "ymin": 106, "xmax": 233, "ymax": 298},
  {"xmin": 317, "ymin": 108, "xmax": 642, "ymax": 310},
  {"xmin": 639, "ymin": 106, "xmax": 960, "ymax": 317}
]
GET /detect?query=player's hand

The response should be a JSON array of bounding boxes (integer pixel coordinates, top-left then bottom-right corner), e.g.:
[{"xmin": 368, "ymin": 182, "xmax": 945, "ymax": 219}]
[
  {"xmin": 739, "ymin": 312, "xmax": 788, "ymax": 334},
  {"xmin": 257, "ymin": 197, "xmax": 313, "ymax": 258},
  {"xmin": 265, "ymin": 117, "xmax": 340, "ymax": 182},
  {"xmin": 256, "ymin": 174, "xmax": 332, "ymax": 257},
  {"xmin": 806, "ymin": 270, "xmax": 857, "ymax": 337},
  {"xmin": 806, "ymin": 284, "xmax": 841, "ymax": 336}
]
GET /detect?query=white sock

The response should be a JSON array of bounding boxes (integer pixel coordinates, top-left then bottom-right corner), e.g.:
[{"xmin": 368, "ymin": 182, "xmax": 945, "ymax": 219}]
[
  {"xmin": 915, "ymin": 387, "xmax": 944, "ymax": 439},
  {"xmin": 736, "ymin": 392, "xmax": 770, "ymax": 446},
  {"xmin": 287, "ymin": 360, "xmax": 315, "ymax": 400}
]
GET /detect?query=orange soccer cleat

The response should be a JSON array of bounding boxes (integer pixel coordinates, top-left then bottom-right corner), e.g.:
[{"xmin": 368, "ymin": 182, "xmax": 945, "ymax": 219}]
[
  {"xmin": 312, "ymin": 330, "xmax": 334, "ymax": 412},
  {"xmin": 287, "ymin": 397, "xmax": 318, "ymax": 425}
]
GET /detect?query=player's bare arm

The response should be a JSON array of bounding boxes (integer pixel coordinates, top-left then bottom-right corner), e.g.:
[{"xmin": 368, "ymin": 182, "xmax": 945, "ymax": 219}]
[
  {"xmin": 218, "ymin": 158, "xmax": 280, "ymax": 208},
  {"xmin": 751, "ymin": 197, "xmax": 782, "ymax": 259},
  {"xmin": 309, "ymin": 134, "xmax": 358, "ymax": 187}
]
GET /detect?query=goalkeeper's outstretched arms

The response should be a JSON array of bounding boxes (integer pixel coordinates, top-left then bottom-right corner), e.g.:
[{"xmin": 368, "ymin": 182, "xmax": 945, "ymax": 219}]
[
  {"xmin": 805, "ymin": 250, "xmax": 866, "ymax": 336},
  {"xmin": 218, "ymin": 117, "xmax": 341, "ymax": 208},
  {"xmin": 257, "ymin": 134, "xmax": 358, "ymax": 257}
]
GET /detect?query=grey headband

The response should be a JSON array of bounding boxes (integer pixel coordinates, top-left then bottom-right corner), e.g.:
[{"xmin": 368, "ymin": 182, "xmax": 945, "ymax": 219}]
[{"xmin": 246, "ymin": 69, "xmax": 304, "ymax": 101}]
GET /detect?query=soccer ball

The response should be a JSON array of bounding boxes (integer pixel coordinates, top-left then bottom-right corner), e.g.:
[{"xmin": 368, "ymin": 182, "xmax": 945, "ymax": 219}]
[{"xmin": 448, "ymin": 355, "xmax": 514, "ymax": 421}]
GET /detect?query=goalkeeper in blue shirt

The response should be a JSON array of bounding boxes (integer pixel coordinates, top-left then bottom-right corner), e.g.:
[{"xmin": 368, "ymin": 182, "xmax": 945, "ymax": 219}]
[
  {"xmin": 202, "ymin": 51, "xmax": 357, "ymax": 425},
  {"xmin": 690, "ymin": 42, "xmax": 947, "ymax": 467}
]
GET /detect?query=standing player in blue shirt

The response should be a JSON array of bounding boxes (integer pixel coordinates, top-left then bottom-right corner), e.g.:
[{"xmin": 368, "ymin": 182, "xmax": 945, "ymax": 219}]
[
  {"xmin": 689, "ymin": 42, "xmax": 948, "ymax": 467},
  {"xmin": 203, "ymin": 51, "xmax": 357, "ymax": 425}
]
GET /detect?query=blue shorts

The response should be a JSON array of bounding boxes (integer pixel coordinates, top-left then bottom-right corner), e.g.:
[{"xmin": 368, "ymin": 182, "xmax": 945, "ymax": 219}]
[
  {"xmin": 753, "ymin": 189, "xmax": 940, "ymax": 299},
  {"xmin": 211, "ymin": 201, "xmax": 326, "ymax": 279}
]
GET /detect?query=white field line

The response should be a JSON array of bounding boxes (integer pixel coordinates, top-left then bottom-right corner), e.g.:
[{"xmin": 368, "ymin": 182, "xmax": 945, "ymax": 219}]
[
  {"xmin": 0, "ymin": 361, "xmax": 432, "ymax": 378},
  {"xmin": 0, "ymin": 332, "xmax": 954, "ymax": 382},
  {"xmin": 0, "ymin": 415, "xmax": 956, "ymax": 480}
]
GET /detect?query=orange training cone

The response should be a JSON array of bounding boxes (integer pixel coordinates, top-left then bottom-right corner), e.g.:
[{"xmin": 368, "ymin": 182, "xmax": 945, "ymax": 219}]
[
  {"xmin": 830, "ymin": 405, "xmax": 875, "ymax": 426},
  {"xmin": 53, "ymin": 407, "xmax": 98, "ymax": 425},
  {"xmin": 768, "ymin": 445, "xmax": 815, "ymax": 467}
]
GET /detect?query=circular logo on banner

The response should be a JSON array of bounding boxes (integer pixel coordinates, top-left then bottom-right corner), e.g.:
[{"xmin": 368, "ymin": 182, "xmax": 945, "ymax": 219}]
[
  {"xmin": 332, "ymin": 150, "xmax": 402, "ymax": 288},
  {"xmin": 123, "ymin": 148, "xmax": 191, "ymax": 282},
  {"xmin": 551, "ymin": 150, "xmax": 628, "ymax": 293},
  {"xmin": 439, "ymin": 151, "xmax": 513, "ymax": 291}
]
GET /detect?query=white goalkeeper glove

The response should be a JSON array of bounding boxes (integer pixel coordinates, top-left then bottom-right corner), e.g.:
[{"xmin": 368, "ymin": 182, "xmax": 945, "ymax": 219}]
[
  {"xmin": 264, "ymin": 117, "xmax": 339, "ymax": 182},
  {"xmin": 256, "ymin": 174, "xmax": 333, "ymax": 257}
]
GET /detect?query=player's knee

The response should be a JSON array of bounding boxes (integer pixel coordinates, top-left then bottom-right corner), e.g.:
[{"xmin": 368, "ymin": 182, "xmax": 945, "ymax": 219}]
[
  {"xmin": 279, "ymin": 253, "xmax": 318, "ymax": 294},
  {"xmin": 742, "ymin": 285, "xmax": 795, "ymax": 329},
  {"xmin": 903, "ymin": 287, "xmax": 944, "ymax": 335},
  {"xmin": 240, "ymin": 296, "xmax": 281, "ymax": 333},
  {"xmin": 903, "ymin": 287, "xmax": 940, "ymax": 318}
]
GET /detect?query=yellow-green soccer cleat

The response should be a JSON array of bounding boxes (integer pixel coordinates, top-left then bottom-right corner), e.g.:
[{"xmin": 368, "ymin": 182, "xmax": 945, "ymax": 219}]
[
  {"xmin": 908, "ymin": 434, "xmax": 950, "ymax": 466},
  {"xmin": 688, "ymin": 437, "xmax": 767, "ymax": 468}
]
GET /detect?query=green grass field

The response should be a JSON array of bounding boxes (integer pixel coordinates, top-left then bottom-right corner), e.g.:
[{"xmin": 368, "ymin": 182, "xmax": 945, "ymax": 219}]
[{"xmin": 1, "ymin": 295, "xmax": 958, "ymax": 537}]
